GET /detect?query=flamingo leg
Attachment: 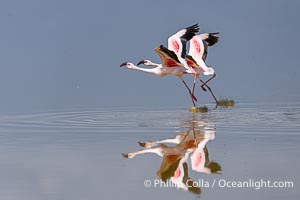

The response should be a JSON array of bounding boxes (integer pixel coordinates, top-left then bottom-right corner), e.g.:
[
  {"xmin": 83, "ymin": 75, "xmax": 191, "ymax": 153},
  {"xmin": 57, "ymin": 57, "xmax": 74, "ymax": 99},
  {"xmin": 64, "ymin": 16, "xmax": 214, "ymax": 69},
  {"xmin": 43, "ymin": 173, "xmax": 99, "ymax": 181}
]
[
  {"xmin": 200, "ymin": 79, "xmax": 218, "ymax": 106},
  {"xmin": 199, "ymin": 78, "xmax": 207, "ymax": 92},
  {"xmin": 182, "ymin": 79, "xmax": 197, "ymax": 106},
  {"xmin": 201, "ymin": 74, "xmax": 216, "ymax": 90}
]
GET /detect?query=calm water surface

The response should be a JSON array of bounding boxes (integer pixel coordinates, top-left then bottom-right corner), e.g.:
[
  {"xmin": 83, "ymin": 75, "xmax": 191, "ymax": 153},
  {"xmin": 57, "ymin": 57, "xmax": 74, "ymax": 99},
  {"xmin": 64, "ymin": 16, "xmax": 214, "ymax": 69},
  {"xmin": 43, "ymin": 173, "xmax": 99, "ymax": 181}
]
[{"xmin": 0, "ymin": 103, "xmax": 299, "ymax": 199}]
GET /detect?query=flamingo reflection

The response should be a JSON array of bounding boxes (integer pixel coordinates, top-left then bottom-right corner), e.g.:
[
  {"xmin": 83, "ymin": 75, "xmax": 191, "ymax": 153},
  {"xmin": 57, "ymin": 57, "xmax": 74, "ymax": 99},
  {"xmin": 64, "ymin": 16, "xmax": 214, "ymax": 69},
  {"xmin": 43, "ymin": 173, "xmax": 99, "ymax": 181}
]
[{"xmin": 122, "ymin": 126, "xmax": 221, "ymax": 195}]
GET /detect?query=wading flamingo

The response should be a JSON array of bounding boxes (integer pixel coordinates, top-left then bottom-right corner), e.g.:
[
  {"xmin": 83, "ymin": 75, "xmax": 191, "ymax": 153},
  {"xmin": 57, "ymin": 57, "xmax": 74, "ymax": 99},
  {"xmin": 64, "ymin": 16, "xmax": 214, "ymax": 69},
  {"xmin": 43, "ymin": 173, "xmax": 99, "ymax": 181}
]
[
  {"xmin": 121, "ymin": 45, "xmax": 197, "ymax": 106},
  {"xmin": 134, "ymin": 24, "xmax": 200, "ymax": 106},
  {"xmin": 186, "ymin": 32, "xmax": 219, "ymax": 105}
]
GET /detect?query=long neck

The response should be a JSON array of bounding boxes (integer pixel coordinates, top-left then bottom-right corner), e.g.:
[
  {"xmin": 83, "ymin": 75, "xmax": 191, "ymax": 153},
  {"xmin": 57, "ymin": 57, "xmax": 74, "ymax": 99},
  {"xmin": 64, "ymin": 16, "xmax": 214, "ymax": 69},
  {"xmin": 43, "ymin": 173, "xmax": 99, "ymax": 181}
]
[
  {"xmin": 131, "ymin": 65, "xmax": 159, "ymax": 75},
  {"xmin": 149, "ymin": 62, "xmax": 161, "ymax": 67},
  {"xmin": 129, "ymin": 146, "xmax": 164, "ymax": 158}
]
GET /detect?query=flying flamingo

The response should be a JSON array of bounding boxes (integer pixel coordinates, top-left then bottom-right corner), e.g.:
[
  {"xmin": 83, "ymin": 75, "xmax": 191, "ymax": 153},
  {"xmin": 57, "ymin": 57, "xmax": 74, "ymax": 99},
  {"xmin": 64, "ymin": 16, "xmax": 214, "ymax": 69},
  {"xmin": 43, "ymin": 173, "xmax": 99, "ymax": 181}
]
[
  {"xmin": 166, "ymin": 24, "xmax": 199, "ymax": 74},
  {"xmin": 185, "ymin": 32, "xmax": 219, "ymax": 105},
  {"xmin": 121, "ymin": 24, "xmax": 200, "ymax": 106},
  {"xmin": 120, "ymin": 45, "xmax": 197, "ymax": 106}
]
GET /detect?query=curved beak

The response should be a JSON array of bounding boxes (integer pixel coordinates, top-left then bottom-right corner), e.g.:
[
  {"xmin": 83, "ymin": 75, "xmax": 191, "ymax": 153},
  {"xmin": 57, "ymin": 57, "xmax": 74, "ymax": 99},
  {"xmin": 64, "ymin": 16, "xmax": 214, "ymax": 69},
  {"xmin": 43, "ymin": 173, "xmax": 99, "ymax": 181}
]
[
  {"xmin": 120, "ymin": 62, "xmax": 128, "ymax": 67},
  {"xmin": 137, "ymin": 60, "xmax": 146, "ymax": 66}
]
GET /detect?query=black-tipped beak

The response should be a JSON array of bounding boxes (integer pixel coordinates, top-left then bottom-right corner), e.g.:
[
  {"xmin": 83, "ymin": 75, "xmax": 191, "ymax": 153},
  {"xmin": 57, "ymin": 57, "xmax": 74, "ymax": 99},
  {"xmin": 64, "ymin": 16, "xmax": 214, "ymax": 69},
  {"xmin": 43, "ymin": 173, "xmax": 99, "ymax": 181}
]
[
  {"xmin": 137, "ymin": 60, "xmax": 146, "ymax": 66},
  {"xmin": 120, "ymin": 62, "xmax": 128, "ymax": 67}
]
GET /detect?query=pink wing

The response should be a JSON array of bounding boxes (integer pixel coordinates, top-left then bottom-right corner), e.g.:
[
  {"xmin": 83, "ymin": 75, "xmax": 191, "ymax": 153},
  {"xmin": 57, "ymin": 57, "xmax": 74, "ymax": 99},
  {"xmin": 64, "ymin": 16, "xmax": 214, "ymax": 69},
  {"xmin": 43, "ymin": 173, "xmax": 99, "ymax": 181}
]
[{"xmin": 188, "ymin": 35, "xmax": 205, "ymax": 61}]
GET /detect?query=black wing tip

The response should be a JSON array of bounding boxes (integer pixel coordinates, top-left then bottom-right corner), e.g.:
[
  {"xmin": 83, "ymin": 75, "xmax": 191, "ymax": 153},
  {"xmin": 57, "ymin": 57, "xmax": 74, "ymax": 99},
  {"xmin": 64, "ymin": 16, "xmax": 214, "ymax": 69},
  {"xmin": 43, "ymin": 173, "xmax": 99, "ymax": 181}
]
[
  {"xmin": 186, "ymin": 23, "xmax": 200, "ymax": 32},
  {"xmin": 209, "ymin": 32, "xmax": 220, "ymax": 35},
  {"xmin": 182, "ymin": 23, "xmax": 200, "ymax": 41},
  {"xmin": 205, "ymin": 32, "xmax": 220, "ymax": 46},
  {"xmin": 186, "ymin": 24, "xmax": 200, "ymax": 34}
]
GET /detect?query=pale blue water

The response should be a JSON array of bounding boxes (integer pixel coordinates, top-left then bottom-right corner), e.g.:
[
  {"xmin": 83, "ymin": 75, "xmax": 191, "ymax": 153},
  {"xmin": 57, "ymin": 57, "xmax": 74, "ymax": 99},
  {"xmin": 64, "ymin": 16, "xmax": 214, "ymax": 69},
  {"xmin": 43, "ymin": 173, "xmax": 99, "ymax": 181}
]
[{"xmin": 0, "ymin": 102, "xmax": 299, "ymax": 199}]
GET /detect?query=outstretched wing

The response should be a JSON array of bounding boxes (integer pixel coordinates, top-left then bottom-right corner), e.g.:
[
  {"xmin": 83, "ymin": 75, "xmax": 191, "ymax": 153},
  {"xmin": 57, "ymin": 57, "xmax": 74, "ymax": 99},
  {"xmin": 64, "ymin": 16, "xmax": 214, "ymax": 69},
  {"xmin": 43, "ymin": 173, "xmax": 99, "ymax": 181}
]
[
  {"xmin": 154, "ymin": 45, "xmax": 183, "ymax": 67},
  {"xmin": 199, "ymin": 32, "xmax": 220, "ymax": 61},
  {"xmin": 202, "ymin": 32, "xmax": 219, "ymax": 46},
  {"xmin": 185, "ymin": 55, "xmax": 200, "ymax": 69},
  {"xmin": 189, "ymin": 32, "xmax": 220, "ymax": 62},
  {"xmin": 168, "ymin": 24, "xmax": 200, "ymax": 60},
  {"xmin": 189, "ymin": 35, "xmax": 205, "ymax": 62}
]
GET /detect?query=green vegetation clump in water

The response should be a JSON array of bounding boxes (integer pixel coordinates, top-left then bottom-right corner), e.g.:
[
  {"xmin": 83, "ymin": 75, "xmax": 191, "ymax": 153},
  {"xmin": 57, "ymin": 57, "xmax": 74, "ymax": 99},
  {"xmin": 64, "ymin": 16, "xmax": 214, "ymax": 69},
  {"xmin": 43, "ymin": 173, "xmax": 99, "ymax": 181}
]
[
  {"xmin": 217, "ymin": 98, "xmax": 235, "ymax": 107},
  {"xmin": 189, "ymin": 106, "xmax": 208, "ymax": 113}
]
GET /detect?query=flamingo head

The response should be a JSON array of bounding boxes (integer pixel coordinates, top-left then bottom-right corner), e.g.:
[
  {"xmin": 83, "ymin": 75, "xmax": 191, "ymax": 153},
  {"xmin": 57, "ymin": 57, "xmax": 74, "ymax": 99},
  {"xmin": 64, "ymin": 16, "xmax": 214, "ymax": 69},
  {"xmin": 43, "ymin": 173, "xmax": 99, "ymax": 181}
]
[
  {"xmin": 137, "ymin": 59, "xmax": 153, "ymax": 66},
  {"xmin": 120, "ymin": 62, "xmax": 136, "ymax": 69}
]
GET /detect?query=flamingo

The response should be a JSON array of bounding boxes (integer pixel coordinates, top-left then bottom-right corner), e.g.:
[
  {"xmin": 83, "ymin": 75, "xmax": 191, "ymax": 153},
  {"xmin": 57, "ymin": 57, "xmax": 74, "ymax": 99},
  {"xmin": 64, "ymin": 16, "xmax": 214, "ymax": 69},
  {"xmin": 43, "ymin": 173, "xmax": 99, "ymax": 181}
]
[
  {"xmin": 121, "ymin": 24, "xmax": 200, "ymax": 106},
  {"xmin": 133, "ymin": 24, "xmax": 200, "ymax": 106},
  {"xmin": 120, "ymin": 45, "xmax": 197, "ymax": 106},
  {"xmin": 122, "ymin": 128, "xmax": 219, "ymax": 194},
  {"xmin": 166, "ymin": 24, "xmax": 199, "ymax": 74},
  {"xmin": 185, "ymin": 32, "xmax": 220, "ymax": 105}
]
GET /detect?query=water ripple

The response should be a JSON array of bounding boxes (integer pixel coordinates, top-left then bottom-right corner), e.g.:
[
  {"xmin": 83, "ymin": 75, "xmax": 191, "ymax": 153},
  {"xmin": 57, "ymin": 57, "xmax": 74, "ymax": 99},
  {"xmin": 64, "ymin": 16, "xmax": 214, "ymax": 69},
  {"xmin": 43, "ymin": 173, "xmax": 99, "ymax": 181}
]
[
  {"xmin": 0, "ymin": 103, "xmax": 299, "ymax": 135},
  {"xmin": 214, "ymin": 103, "xmax": 300, "ymax": 134}
]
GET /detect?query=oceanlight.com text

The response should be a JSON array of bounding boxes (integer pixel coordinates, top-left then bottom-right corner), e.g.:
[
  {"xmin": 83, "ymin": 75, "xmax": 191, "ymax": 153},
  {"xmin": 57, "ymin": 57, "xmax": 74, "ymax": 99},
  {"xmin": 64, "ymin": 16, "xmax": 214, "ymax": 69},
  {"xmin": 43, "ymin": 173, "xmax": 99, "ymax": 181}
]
[{"xmin": 144, "ymin": 178, "xmax": 294, "ymax": 190}]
